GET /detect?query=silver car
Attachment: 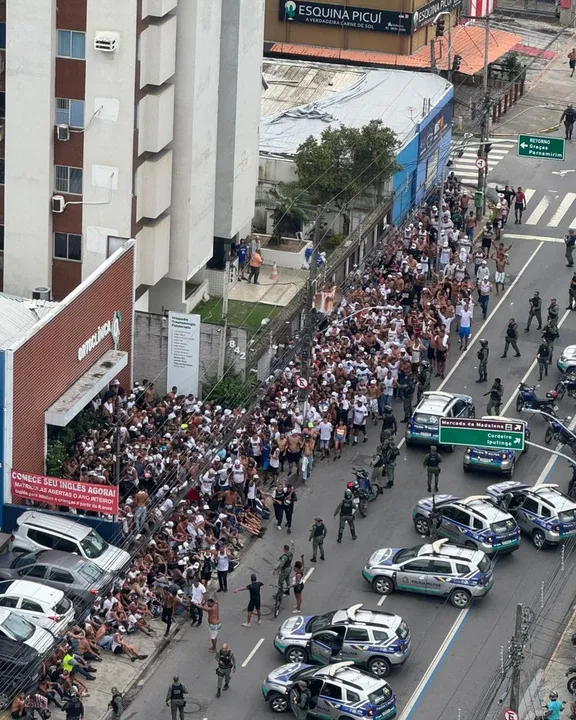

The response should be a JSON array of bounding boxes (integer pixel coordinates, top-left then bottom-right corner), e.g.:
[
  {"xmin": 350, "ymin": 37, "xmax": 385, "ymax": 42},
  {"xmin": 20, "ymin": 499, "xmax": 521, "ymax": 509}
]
[
  {"xmin": 261, "ymin": 661, "xmax": 397, "ymax": 717},
  {"xmin": 362, "ymin": 539, "xmax": 494, "ymax": 609},
  {"xmin": 273, "ymin": 604, "xmax": 410, "ymax": 678}
]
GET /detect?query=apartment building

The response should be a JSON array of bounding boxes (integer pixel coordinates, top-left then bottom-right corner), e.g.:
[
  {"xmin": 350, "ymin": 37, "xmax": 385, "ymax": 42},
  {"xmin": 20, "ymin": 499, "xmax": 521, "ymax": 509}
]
[{"xmin": 1, "ymin": 0, "xmax": 264, "ymax": 308}]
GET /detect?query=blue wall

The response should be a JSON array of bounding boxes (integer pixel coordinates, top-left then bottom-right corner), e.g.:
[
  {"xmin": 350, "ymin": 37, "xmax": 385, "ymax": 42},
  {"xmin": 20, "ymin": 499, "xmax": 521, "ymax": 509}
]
[
  {"xmin": 392, "ymin": 135, "xmax": 418, "ymax": 226},
  {"xmin": 415, "ymin": 91, "xmax": 455, "ymax": 206}
]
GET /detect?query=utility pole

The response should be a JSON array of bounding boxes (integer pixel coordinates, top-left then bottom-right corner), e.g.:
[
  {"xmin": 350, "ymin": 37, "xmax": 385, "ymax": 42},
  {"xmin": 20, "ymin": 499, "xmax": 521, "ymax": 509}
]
[
  {"xmin": 509, "ymin": 603, "xmax": 525, "ymax": 712},
  {"xmin": 476, "ymin": 13, "xmax": 491, "ymax": 220},
  {"xmin": 217, "ymin": 242, "xmax": 232, "ymax": 380},
  {"xmin": 299, "ymin": 207, "xmax": 324, "ymax": 418}
]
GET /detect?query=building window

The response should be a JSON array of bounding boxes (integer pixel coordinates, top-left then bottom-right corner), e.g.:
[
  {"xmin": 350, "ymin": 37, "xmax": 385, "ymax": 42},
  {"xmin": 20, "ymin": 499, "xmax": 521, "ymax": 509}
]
[
  {"xmin": 54, "ymin": 232, "xmax": 82, "ymax": 262},
  {"xmin": 0, "ymin": 24, "xmax": 5, "ymax": 50},
  {"xmin": 55, "ymin": 165, "xmax": 83, "ymax": 195},
  {"xmin": 55, "ymin": 99, "xmax": 85, "ymax": 128},
  {"xmin": 57, "ymin": 30, "xmax": 86, "ymax": 60}
]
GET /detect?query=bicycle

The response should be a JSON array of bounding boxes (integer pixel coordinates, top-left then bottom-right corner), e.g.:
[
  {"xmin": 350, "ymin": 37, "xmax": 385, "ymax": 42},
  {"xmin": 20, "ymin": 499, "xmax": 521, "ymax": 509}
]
[{"xmin": 271, "ymin": 583, "xmax": 288, "ymax": 618}]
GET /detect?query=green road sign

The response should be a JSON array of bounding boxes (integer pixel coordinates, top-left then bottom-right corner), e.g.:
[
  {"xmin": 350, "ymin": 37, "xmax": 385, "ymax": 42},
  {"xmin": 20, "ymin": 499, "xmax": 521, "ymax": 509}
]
[
  {"xmin": 517, "ymin": 134, "xmax": 565, "ymax": 161},
  {"xmin": 438, "ymin": 418, "xmax": 526, "ymax": 450}
]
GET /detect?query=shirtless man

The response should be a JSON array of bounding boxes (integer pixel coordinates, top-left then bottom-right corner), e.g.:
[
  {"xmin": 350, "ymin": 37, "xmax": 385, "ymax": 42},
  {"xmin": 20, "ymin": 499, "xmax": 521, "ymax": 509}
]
[
  {"xmin": 490, "ymin": 246, "xmax": 511, "ymax": 296},
  {"xmin": 367, "ymin": 380, "xmax": 381, "ymax": 425},
  {"xmin": 192, "ymin": 597, "xmax": 221, "ymax": 653},
  {"xmin": 286, "ymin": 432, "xmax": 303, "ymax": 478}
]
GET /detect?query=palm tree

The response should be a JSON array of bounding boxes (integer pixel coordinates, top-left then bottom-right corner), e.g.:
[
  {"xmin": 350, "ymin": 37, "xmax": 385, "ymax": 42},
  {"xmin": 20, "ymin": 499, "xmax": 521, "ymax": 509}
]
[{"xmin": 258, "ymin": 182, "xmax": 314, "ymax": 245}]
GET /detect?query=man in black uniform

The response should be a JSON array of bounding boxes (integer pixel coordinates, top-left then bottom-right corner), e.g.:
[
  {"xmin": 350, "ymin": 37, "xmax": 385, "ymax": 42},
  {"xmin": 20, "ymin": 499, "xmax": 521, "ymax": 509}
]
[
  {"xmin": 166, "ymin": 676, "xmax": 188, "ymax": 720},
  {"xmin": 423, "ymin": 446, "xmax": 443, "ymax": 492},
  {"xmin": 380, "ymin": 405, "xmax": 397, "ymax": 440},
  {"xmin": 334, "ymin": 489, "xmax": 357, "ymax": 543},
  {"xmin": 542, "ymin": 323, "xmax": 560, "ymax": 365},
  {"xmin": 476, "ymin": 339, "xmax": 489, "ymax": 383},
  {"xmin": 525, "ymin": 291, "xmax": 542, "ymax": 331},
  {"xmin": 565, "ymin": 229, "xmax": 576, "ymax": 268},
  {"xmin": 215, "ymin": 643, "xmax": 236, "ymax": 697},
  {"xmin": 567, "ymin": 272, "xmax": 576, "ymax": 310},
  {"xmin": 561, "ymin": 103, "xmax": 576, "ymax": 140},
  {"xmin": 536, "ymin": 339, "xmax": 551, "ymax": 381},
  {"xmin": 484, "ymin": 378, "xmax": 504, "ymax": 415},
  {"xmin": 309, "ymin": 517, "xmax": 327, "ymax": 562},
  {"xmin": 417, "ymin": 360, "xmax": 432, "ymax": 401},
  {"xmin": 63, "ymin": 689, "xmax": 85, "ymax": 720},
  {"xmin": 401, "ymin": 376, "xmax": 415, "ymax": 423}
]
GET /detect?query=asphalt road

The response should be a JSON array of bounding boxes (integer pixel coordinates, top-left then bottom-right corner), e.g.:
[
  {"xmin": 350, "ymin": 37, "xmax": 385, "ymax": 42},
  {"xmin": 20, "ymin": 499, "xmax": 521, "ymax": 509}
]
[{"xmin": 126, "ymin": 154, "xmax": 576, "ymax": 720}]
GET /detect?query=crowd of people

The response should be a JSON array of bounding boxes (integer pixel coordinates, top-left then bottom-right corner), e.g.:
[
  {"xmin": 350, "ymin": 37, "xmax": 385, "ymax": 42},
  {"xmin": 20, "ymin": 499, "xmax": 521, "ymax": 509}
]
[{"xmin": 13, "ymin": 173, "xmax": 525, "ymax": 715}]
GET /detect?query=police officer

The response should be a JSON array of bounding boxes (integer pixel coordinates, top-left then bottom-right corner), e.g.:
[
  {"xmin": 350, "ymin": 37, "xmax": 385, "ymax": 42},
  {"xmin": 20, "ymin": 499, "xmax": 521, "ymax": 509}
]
[
  {"xmin": 334, "ymin": 489, "xmax": 357, "ymax": 543},
  {"xmin": 537, "ymin": 339, "xmax": 551, "ymax": 381},
  {"xmin": 309, "ymin": 517, "xmax": 327, "ymax": 562},
  {"xmin": 417, "ymin": 360, "xmax": 432, "ymax": 401},
  {"xmin": 501, "ymin": 318, "xmax": 520, "ymax": 358},
  {"xmin": 548, "ymin": 298, "xmax": 560, "ymax": 332},
  {"xmin": 380, "ymin": 405, "xmax": 397, "ymax": 441},
  {"xmin": 166, "ymin": 676, "xmax": 188, "ymax": 720},
  {"xmin": 290, "ymin": 681, "xmax": 311, "ymax": 720},
  {"xmin": 567, "ymin": 272, "xmax": 576, "ymax": 310},
  {"xmin": 566, "ymin": 228, "xmax": 576, "ymax": 268},
  {"xmin": 484, "ymin": 378, "xmax": 504, "ymax": 415},
  {"xmin": 62, "ymin": 689, "xmax": 84, "ymax": 720},
  {"xmin": 429, "ymin": 503, "xmax": 442, "ymax": 542},
  {"xmin": 215, "ymin": 643, "xmax": 236, "ymax": 697},
  {"xmin": 275, "ymin": 543, "xmax": 294, "ymax": 594},
  {"xmin": 525, "ymin": 291, "xmax": 542, "ymax": 331},
  {"xmin": 381, "ymin": 434, "xmax": 400, "ymax": 489},
  {"xmin": 423, "ymin": 446, "xmax": 443, "ymax": 492},
  {"xmin": 401, "ymin": 375, "xmax": 415, "ymax": 423},
  {"xmin": 542, "ymin": 323, "xmax": 559, "ymax": 365},
  {"xmin": 476, "ymin": 339, "xmax": 489, "ymax": 383}
]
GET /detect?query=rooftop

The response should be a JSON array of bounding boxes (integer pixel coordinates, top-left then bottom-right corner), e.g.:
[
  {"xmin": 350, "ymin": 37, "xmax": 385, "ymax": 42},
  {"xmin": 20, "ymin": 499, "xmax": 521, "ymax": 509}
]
[
  {"xmin": 0, "ymin": 294, "xmax": 59, "ymax": 351},
  {"xmin": 260, "ymin": 59, "xmax": 452, "ymax": 157}
]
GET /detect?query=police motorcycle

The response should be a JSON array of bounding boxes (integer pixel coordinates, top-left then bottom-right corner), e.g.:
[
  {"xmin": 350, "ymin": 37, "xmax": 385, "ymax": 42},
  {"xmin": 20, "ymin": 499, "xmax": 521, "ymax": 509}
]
[
  {"xmin": 347, "ymin": 468, "xmax": 377, "ymax": 518},
  {"xmin": 556, "ymin": 373, "xmax": 576, "ymax": 400},
  {"xmin": 515, "ymin": 382, "xmax": 559, "ymax": 415}
]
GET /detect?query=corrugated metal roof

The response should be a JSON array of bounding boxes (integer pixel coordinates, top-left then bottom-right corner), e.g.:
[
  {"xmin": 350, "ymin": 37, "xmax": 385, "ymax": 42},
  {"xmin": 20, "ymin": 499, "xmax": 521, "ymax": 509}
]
[{"xmin": 0, "ymin": 293, "xmax": 59, "ymax": 350}]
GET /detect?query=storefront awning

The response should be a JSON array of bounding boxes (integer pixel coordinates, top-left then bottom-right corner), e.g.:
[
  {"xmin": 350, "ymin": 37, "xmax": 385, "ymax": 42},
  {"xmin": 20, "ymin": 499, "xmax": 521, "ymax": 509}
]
[
  {"xmin": 44, "ymin": 349, "xmax": 128, "ymax": 427},
  {"xmin": 268, "ymin": 24, "xmax": 522, "ymax": 77}
]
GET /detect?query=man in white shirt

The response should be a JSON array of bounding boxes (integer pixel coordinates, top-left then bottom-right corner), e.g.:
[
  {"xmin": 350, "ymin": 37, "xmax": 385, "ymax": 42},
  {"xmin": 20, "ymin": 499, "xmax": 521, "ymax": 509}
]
[
  {"xmin": 459, "ymin": 302, "xmax": 473, "ymax": 350},
  {"xmin": 318, "ymin": 418, "xmax": 334, "ymax": 459},
  {"xmin": 352, "ymin": 400, "xmax": 368, "ymax": 445},
  {"xmin": 189, "ymin": 579, "xmax": 206, "ymax": 627}
]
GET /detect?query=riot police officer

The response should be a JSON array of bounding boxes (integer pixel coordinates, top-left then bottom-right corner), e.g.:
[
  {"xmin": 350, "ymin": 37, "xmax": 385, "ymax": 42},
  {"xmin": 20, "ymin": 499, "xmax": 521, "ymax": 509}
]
[
  {"xmin": 548, "ymin": 298, "xmax": 560, "ymax": 332},
  {"xmin": 380, "ymin": 405, "xmax": 397, "ymax": 440},
  {"xmin": 382, "ymin": 435, "xmax": 400, "ymax": 489},
  {"xmin": 401, "ymin": 375, "xmax": 415, "ymax": 423},
  {"xmin": 525, "ymin": 291, "xmax": 542, "ymax": 331},
  {"xmin": 215, "ymin": 643, "xmax": 236, "ymax": 697},
  {"xmin": 165, "ymin": 676, "xmax": 188, "ymax": 720},
  {"xmin": 475, "ymin": 339, "xmax": 489, "ymax": 383},
  {"xmin": 275, "ymin": 543, "xmax": 293, "ymax": 594},
  {"xmin": 423, "ymin": 446, "xmax": 443, "ymax": 492},
  {"xmin": 542, "ymin": 323, "xmax": 560, "ymax": 365},
  {"xmin": 290, "ymin": 681, "xmax": 311, "ymax": 720},
  {"xmin": 309, "ymin": 517, "xmax": 327, "ymax": 562},
  {"xmin": 334, "ymin": 489, "xmax": 357, "ymax": 543},
  {"xmin": 568, "ymin": 273, "xmax": 576, "ymax": 310},
  {"xmin": 417, "ymin": 360, "xmax": 432, "ymax": 401},
  {"xmin": 371, "ymin": 444, "xmax": 386, "ymax": 494}
]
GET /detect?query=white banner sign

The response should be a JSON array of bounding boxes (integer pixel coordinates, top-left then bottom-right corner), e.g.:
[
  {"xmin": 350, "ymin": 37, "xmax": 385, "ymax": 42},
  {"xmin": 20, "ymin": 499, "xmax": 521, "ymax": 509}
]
[{"xmin": 167, "ymin": 312, "xmax": 201, "ymax": 397}]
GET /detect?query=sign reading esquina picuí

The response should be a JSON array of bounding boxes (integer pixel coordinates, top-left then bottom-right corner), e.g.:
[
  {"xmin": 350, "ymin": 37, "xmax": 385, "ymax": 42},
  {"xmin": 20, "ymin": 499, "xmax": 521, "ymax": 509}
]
[
  {"xmin": 280, "ymin": 0, "xmax": 412, "ymax": 34},
  {"xmin": 438, "ymin": 417, "xmax": 526, "ymax": 451}
]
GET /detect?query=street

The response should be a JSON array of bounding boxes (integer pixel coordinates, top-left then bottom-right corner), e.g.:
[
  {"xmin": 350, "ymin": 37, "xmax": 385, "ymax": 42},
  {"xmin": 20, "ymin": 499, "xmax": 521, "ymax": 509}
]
[{"xmin": 125, "ymin": 150, "xmax": 576, "ymax": 720}]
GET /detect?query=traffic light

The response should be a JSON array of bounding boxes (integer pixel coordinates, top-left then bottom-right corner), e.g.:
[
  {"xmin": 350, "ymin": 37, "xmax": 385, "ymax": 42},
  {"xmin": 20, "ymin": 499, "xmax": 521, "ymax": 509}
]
[
  {"xmin": 435, "ymin": 17, "xmax": 445, "ymax": 37},
  {"xmin": 484, "ymin": 142, "xmax": 493, "ymax": 155},
  {"xmin": 477, "ymin": 142, "xmax": 492, "ymax": 157},
  {"xmin": 452, "ymin": 54, "xmax": 462, "ymax": 72}
]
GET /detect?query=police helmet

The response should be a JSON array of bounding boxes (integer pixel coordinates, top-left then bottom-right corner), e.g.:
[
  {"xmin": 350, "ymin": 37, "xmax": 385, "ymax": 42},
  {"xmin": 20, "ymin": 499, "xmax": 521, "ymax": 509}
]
[
  {"xmin": 384, "ymin": 405, "xmax": 393, "ymax": 414},
  {"xmin": 480, "ymin": 338, "xmax": 488, "ymax": 346},
  {"xmin": 344, "ymin": 489, "xmax": 353, "ymax": 499}
]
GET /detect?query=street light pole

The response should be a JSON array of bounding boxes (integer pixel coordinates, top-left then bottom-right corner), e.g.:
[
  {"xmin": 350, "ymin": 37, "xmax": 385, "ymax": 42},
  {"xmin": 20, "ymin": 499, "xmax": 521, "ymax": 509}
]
[{"xmin": 477, "ymin": 14, "xmax": 491, "ymax": 220}]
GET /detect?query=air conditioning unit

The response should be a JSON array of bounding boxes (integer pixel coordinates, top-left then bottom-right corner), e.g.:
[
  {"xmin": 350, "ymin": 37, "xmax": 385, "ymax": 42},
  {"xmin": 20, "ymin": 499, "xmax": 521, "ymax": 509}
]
[
  {"xmin": 32, "ymin": 286, "xmax": 51, "ymax": 301},
  {"xmin": 52, "ymin": 195, "xmax": 66, "ymax": 213},
  {"xmin": 94, "ymin": 31, "xmax": 120, "ymax": 53},
  {"xmin": 56, "ymin": 124, "xmax": 70, "ymax": 142}
]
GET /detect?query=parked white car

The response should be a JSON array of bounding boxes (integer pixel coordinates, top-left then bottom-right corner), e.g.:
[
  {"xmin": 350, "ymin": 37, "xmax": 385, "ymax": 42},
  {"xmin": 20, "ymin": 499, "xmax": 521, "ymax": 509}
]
[
  {"xmin": 0, "ymin": 579, "xmax": 74, "ymax": 636},
  {"xmin": 0, "ymin": 607, "xmax": 56, "ymax": 655}
]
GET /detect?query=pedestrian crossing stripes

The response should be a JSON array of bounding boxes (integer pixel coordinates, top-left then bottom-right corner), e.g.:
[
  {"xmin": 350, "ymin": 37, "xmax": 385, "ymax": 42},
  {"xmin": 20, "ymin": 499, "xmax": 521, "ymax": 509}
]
[
  {"xmin": 450, "ymin": 138, "xmax": 516, "ymax": 184},
  {"xmin": 508, "ymin": 189, "xmax": 576, "ymax": 230}
]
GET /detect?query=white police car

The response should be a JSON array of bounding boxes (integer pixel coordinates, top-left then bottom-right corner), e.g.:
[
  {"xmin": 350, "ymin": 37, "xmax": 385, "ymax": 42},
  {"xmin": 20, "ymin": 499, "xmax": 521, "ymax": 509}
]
[
  {"xmin": 273, "ymin": 604, "xmax": 410, "ymax": 678},
  {"xmin": 262, "ymin": 660, "xmax": 397, "ymax": 717},
  {"xmin": 405, "ymin": 391, "xmax": 475, "ymax": 450},
  {"xmin": 463, "ymin": 416, "xmax": 529, "ymax": 477}
]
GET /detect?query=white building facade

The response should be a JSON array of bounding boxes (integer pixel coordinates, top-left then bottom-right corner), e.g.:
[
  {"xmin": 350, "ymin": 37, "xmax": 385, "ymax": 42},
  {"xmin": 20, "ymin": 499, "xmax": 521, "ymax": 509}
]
[{"xmin": 1, "ymin": 0, "xmax": 264, "ymax": 309}]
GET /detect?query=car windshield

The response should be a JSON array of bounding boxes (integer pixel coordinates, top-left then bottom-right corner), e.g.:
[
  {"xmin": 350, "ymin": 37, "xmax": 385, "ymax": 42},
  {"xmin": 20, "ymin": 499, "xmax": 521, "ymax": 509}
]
[
  {"xmin": 77, "ymin": 561, "xmax": 102, "ymax": 583},
  {"xmin": 490, "ymin": 518, "xmax": 516, "ymax": 534},
  {"xmin": 413, "ymin": 413, "xmax": 439, "ymax": 426},
  {"xmin": 559, "ymin": 509, "xmax": 576, "ymax": 523},
  {"xmin": 478, "ymin": 556, "xmax": 492, "ymax": 574},
  {"xmin": 291, "ymin": 666, "xmax": 320, "ymax": 681},
  {"xmin": 0, "ymin": 613, "xmax": 35, "ymax": 642},
  {"xmin": 397, "ymin": 621, "xmax": 409, "ymax": 640},
  {"xmin": 306, "ymin": 612, "xmax": 336, "ymax": 633},
  {"xmin": 10, "ymin": 553, "xmax": 37, "ymax": 569},
  {"xmin": 80, "ymin": 531, "xmax": 109, "ymax": 559},
  {"xmin": 369, "ymin": 685, "xmax": 392, "ymax": 704},
  {"xmin": 393, "ymin": 546, "xmax": 420, "ymax": 564}
]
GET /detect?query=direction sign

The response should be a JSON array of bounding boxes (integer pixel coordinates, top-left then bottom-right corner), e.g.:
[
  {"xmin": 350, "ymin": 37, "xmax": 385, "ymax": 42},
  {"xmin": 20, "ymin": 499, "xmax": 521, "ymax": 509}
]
[
  {"xmin": 502, "ymin": 710, "xmax": 519, "ymax": 720},
  {"xmin": 438, "ymin": 418, "xmax": 526, "ymax": 451},
  {"xmin": 517, "ymin": 134, "xmax": 565, "ymax": 161},
  {"xmin": 475, "ymin": 157, "xmax": 487, "ymax": 170},
  {"xmin": 296, "ymin": 377, "xmax": 308, "ymax": 389}
]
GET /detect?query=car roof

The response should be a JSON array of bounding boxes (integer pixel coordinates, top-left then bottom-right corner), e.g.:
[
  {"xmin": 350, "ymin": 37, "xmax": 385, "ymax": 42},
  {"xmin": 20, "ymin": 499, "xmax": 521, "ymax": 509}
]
[
  {"xmin": 455, "ymin": 496, "xmax": 510, "ymax": 521},
  {"xmin": 16, "ymin": 511, "xmax": 92, "ymax": 540},
  {"xmin": 416, "ymin": 392, "xmax": 472, "ymax": 414},
  {"xmin": 315, "ymin": 662, "xmax": 386, "ymax": 690},
  {"xmin": 0, "ymin": 579, "xmax": 63, "ymax": 604},
  {"xmin": 31, "ymin": 550, "xmax": 93, "ymax": 571},
  {"xmin": 342, "ymin": 604, "xmax": 400, "ymax": 628},
  {"xmin": 418, "ymin": 539, "xmax": 482, "ymax": 564},
  {"xmin": 530, "ymin": 485, "xmax": 576, "ymax": 511}
]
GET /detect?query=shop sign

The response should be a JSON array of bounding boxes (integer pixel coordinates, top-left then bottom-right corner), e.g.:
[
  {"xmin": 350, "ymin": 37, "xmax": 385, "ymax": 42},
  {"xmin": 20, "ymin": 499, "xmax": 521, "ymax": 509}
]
[
  {"xmin": 412, "ymin": 0, "xmax": 462, "ymax": 31},
  {"xmin": 78, "ymin": 310, "xmax": 122, "ymax": 361},
  {"xmin": 167, "ymin": 312, "xmax": 201, "ymax": 397},
  {"xmin": 418, "ymin": 101, "xmax": 454, "ymax": 159},
  {"xmin": 280, "ymin": 0, "xmax": 412, "ymax": 34},
  {"xmin": 11, "ymin": 470, "xmax": 119, "ymax": 514}
]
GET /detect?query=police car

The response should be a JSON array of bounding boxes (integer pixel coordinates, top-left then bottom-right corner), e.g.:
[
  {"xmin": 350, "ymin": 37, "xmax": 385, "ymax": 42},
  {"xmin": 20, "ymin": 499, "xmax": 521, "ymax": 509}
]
[
  {"xmin": 362, "ymin": 539, "xmax": 493, "ymax": 608},
  {"xmin": 411, "ymin": 495, "xmax": 520, "ymax": 556},
  {"xmin": 262, "ymin": 660, "xmax": 397, "ymax": 717},
  {"xmin": 557, "ymin": 345, "xmax": 576, "ymax": 374},
  {"xmin": 485, "ymin": 481, "xmax": 576, "ymax": 550},
  {"xmin": 273, "ymin": 604, "xmax": 410, "ymax": 678},
  {"xmin": 463, "ymin": 416, "xmax": 529, "ymax": 477},
  {"xmin": 405, "ymin": 391, "xmax": 475, "ymax": 450}
]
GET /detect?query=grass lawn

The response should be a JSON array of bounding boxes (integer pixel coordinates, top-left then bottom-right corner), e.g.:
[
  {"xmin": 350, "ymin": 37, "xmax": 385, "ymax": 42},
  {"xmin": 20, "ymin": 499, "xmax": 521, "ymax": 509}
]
[{"xmin": 197, "ymin": 298, "xmax": 281, "ymax": 333}]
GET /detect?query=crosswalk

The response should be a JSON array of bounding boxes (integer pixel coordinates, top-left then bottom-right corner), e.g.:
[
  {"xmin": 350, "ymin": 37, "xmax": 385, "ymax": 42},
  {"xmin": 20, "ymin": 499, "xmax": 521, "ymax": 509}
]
[
  {"xmin": 450, "ymin": 138, "xmax": 516, "ymax": 184},
  {"xmin": 506, "ymin": 188, "xmax": 576, "ymax": 229}
]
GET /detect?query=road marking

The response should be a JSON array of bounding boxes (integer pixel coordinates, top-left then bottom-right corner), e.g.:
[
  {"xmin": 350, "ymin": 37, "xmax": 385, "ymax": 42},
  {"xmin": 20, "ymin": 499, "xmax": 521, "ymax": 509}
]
[
  {"xmin": 523, "ymin": 188, "xmax": 536, "ymax": 206},
  {"xmin": 525, "ymin": 196, "xmax": 551, "ymax": 225},
  {"xmin": 303, "ymin": 567, "xmax": 314, "ymax": 584},
  {"xmin": 397, "ymin": 610, "xmax": 469, "ymax": 720},
  {"xmin": 501, "ymin": 308, "xmax": 571, "ymax": 417},
  {"xmin": 241, "ymin": 638, "xmax": 265, "ymax": 667},
  {"xmin": 377, "ymin": 595, "xmax": 387, "ymax": 606},
  {"xmin": 548, "ymin": 192, "xmax": 576, "ymax": 227},
  {"xmin": 501, "ymin": 233, "xmax": 563, "ymax": 243}
]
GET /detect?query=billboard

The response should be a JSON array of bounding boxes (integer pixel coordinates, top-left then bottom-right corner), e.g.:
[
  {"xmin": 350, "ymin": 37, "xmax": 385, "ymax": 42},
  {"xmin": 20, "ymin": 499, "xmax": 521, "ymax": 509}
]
[
  {"xmin": 11, "ymin": 470, "xmax": 119, "ymax": 515},
  {"xmin": 279, "ymin": 1, "xmax": 413, "ymax": 34},
  {"xmin": 167, "ymin": 312, "xmax": 201, "ymax": 396}
]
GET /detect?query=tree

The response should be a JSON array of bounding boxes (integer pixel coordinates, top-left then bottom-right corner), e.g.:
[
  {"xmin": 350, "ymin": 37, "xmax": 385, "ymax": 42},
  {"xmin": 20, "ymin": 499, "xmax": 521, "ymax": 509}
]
[
  {"xmin": 258, "ymin": 182, "xmax": 314, "ymax": 244},
  {"xmin": 293, "ymin": 120, "xmax": 400, "ymax": 234}
]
